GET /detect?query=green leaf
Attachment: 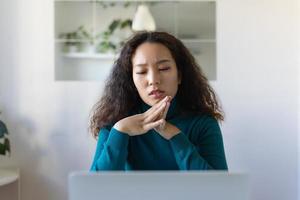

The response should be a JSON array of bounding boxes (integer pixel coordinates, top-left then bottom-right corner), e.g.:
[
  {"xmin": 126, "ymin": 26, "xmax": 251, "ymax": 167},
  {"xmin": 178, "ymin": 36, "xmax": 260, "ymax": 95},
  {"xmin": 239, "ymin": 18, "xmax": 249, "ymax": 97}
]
[
  {"xmin": 109, "ymin": 19, "xmax": 121, "ymax": 33},
  {"xmin": 0, "ymin": 138, "xmax": 10, "ymax": 156},
  {"xmin": 0, "ymin": 143, "xmax": 5, "ymax": 155},
  {"xmin": 58, "ymin": 33, "xmax": 67, "ymax": 39},
  {"xmin": 124, "ymin": 2, "xmax": 131, "ymax": 8},
  {"xmin": 4, "ymin": 138, "xmax": 10, "ymax": 155},
  {"xmin": 120, "ymin": 19, "xmax": 132, "ymax": 29},
  {"xmin": 102, "ymin": 31, "xmax": 111, "ymax": 38},
  {"xmin": 108, "ymin": 42, "xmax": 116, "ymax": 50},
  {"xmin": 78, "ymin": 26, "xmax": 92, "ymax": 40},
  {"xmin": 0, "ymin": 120, "xmax": 8, "ymax": 138},
  {"xmin": 97, "ymin": 41, "xmax": 116, "ymax": 53}
]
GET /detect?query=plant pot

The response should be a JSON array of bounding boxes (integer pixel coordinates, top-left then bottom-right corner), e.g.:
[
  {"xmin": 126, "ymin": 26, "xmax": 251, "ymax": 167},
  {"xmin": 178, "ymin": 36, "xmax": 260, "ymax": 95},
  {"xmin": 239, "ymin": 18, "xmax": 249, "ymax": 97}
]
[
  {"xmin": 68, "ymin": 45, "xmax": 79, "ymax": 53},
  {"xmin": 83, "ymin": 43, "xmax": 96, "ymax": 54}
]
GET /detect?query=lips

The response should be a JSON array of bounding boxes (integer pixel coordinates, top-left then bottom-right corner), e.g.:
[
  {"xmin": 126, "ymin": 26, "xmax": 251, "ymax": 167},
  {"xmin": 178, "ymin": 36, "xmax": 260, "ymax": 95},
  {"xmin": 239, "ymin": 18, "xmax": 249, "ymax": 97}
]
[
  {"xmin": 149, "ymin": 89, "xmax": 164, "ymax": 95},
  {"xmin": 149, "ymin": 89, "xmax": 165, "ymax": 99}
]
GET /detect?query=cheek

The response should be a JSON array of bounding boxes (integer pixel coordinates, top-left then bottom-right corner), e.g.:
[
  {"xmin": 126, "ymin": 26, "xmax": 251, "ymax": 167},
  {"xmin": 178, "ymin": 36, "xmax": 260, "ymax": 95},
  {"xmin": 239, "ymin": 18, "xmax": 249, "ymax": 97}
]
[
  {"xmin": 167, "ymin": 71, "xmax": 180, "ymax": 84},
  {"xmin": 133, "ymin": 76, "xmax": 146, "ymax": 92},
  {"xmin": 167, "ymin": 72, "xmax": 180, "ymax": 93}
]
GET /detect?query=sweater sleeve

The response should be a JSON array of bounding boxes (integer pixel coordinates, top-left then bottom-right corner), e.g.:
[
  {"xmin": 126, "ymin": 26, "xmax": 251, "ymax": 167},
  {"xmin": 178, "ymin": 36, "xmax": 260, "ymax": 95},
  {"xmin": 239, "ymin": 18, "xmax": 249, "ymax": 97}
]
[
  {"xmin": 90, "ymin": 127, "xmax": 129, "ymax": 171},
  {"xmin": 169, "ymin": 116, "xmax": 228, "ymax": 170}
]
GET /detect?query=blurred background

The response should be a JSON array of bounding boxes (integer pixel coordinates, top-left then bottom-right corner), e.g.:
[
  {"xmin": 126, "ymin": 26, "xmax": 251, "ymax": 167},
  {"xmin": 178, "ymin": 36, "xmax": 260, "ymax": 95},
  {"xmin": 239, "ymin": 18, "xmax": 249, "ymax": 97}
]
[
  {"xmin": 54, "ymin": 1, "xmax": 216, "ymax": 81},
  {"xmin": 0, "ymin": 0, "xmax": 299, "ymax": 200}
]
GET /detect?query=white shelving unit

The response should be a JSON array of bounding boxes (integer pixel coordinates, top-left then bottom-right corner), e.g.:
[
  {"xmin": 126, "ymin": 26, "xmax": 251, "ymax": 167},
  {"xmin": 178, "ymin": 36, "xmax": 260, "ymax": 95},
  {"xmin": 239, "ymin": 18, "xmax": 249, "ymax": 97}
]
[
  {"xmin": 62, "ymin": 53, "xmax": 117, "ymax": 59},
  {"xmin": 181, "ymin": 39, "xmax": 215, "ymax": 43},
  {"xmin": 54, "ymin": 1, "xmax": 216, "ymax": 81}
]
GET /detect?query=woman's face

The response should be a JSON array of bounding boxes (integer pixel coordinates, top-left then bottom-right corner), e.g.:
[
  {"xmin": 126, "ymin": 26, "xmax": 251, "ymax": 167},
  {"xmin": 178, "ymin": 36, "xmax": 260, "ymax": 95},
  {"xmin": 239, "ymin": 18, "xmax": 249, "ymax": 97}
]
[{"xmin": 132, "ymin": 42, "xmax": 181, "ymax": 106}]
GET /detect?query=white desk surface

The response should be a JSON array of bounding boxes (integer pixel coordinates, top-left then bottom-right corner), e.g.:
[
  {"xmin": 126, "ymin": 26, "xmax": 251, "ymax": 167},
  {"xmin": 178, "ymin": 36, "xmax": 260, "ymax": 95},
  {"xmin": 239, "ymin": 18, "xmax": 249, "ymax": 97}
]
[{"xmin": 0, "ymin": 168, "xmax": 19, "ymax": 186}]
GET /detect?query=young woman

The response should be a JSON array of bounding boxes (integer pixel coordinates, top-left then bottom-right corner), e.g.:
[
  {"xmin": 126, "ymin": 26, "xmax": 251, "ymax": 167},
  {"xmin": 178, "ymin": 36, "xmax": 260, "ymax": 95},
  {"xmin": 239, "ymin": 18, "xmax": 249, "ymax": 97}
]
[{"xmin": 90, "ymin": 31, "xmax": 228, "ymax": 171}]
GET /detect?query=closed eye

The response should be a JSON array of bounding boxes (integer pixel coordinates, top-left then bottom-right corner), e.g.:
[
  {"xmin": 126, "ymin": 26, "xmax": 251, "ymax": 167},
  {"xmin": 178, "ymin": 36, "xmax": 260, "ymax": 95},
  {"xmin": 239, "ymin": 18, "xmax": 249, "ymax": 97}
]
[
  {"xmin": 136, "ymin": 71, "xmax": 146, "ymax": 74},
  {"xmin": 135, "ymin": 67, "xmax": 170, "ymax": 74},
  {"xmin": 159, "ymin": 67, "xmax": 170, "ymax": 71}
]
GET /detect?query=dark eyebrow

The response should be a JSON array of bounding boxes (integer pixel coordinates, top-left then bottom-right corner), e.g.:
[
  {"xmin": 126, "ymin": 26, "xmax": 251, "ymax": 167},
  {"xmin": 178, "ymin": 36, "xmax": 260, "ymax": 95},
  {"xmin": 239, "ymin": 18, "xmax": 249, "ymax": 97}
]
[
  {"xmin": 134, "ymin": 59, "xmax": 172, "ymax": 67},
  {"xmin": 134, "ymin": 63, "xmax": 147, "ymax": 67}
]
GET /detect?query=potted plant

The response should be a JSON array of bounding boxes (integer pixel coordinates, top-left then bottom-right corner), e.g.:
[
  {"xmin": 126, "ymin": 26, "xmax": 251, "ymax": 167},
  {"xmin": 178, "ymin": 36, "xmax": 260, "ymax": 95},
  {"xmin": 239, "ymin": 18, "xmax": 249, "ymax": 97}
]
[
  {"xmin": 0, "ymin": 113, "xmax": 10, "ymax": 156},
  {"xmin": 96, "ymin": 18, "xmax": 133, "ymax": 54},
  {"xmin": 77, "ymin": 26, "xmax": 98, "ymax": 53},
  {"xmin": 58, "ymin": 27, "xmax": 83, "ymax": 53}
]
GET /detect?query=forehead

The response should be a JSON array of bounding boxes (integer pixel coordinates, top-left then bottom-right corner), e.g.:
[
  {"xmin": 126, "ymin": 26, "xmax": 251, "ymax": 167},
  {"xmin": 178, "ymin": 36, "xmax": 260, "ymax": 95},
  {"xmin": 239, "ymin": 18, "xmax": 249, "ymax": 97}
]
[{"xmin": 132, "ymin": 42, "xmax": 174, "ymax": 65}]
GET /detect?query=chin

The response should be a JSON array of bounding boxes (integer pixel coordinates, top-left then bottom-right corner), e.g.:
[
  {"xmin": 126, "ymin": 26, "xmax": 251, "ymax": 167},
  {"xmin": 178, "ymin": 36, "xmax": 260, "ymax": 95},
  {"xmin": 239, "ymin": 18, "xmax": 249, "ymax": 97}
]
[
  {"xmin": 143, "ymin": 95, "xmax": 167, "ymax": 106},
  {"xmin": 143, "ymin": 99, "xmax": 157, "ymax": 106},
  {"xmin": 147, "ymin": 100, "xmax": 157, "ymax": 106},
  {"xmin": 151, "ymin": 97, "xmax": 165, "ymax": 105}
]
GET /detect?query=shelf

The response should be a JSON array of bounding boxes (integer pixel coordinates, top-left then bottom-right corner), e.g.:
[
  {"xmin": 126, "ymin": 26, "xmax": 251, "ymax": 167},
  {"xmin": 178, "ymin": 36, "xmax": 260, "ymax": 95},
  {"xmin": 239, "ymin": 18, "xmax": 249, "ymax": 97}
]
[
  {"xmin": 0, "ymin": 168, "xmax": 19, "ymax": 186},
  {"xmin": 181, "ymin": 39, "xmax": 215, "ymax": 43},
  {"xmin": 55, "ymin": 39, "xmax": 91, "ymax": 43},
  {"xmin": 54, "ymin": 1, "xmax": 216, "ymax": 81},
  {"xmin": 62, "ymin": 52, "xmax": 117, "ymax": 59}
]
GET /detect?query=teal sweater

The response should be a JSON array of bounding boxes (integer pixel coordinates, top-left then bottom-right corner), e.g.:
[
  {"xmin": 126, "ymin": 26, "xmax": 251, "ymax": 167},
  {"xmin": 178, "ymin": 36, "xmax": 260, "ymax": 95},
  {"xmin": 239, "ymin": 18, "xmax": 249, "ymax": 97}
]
[{"xmin": 90, "ymin": 98, "xmax": 228, "ymax": 171}]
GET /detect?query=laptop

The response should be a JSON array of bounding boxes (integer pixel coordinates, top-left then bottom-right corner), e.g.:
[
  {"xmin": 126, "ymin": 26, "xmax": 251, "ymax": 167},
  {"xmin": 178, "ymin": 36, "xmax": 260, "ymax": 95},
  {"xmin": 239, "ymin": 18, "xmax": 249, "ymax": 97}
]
[{"xmin": 69, "ymin": 171, "xmax": 249, "ymax": 200}]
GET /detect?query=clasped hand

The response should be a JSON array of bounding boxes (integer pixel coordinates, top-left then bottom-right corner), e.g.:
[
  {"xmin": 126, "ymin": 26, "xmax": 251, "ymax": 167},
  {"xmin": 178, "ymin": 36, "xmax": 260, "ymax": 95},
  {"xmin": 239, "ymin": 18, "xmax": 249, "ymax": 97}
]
[{"xmin": 113, "ymin": 96, "xmax": 180, "ymax": 140}]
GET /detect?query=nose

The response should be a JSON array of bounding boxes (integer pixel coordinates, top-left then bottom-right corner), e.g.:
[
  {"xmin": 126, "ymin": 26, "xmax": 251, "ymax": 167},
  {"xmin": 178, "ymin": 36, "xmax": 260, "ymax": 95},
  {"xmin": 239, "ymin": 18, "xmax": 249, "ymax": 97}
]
[{"xmin": 147, "ymin": 69, "xmax": 160, "ymax": 86}]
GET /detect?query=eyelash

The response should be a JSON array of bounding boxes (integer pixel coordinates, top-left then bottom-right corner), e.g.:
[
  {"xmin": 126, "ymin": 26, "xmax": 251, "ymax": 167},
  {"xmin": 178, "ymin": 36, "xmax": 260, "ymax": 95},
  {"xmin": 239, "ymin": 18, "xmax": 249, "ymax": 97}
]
[{"xmin": 136, "ymin": 67, "xmax": 170, "ymax": 74}]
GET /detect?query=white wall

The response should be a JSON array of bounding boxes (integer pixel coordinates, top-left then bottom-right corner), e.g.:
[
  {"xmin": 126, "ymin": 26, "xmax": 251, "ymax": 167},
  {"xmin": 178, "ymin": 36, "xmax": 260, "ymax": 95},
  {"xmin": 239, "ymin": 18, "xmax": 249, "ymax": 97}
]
[
  {"xmin": 0, "ymin": 0, "xmax": 299, "ymax": 200},
  {"xmin": 0, "ymin": 0, "xmax": 18, "ymax": 163},
  {"xmin": 215, "ymin": 1, "xmax": 299, "ymax": 200}
]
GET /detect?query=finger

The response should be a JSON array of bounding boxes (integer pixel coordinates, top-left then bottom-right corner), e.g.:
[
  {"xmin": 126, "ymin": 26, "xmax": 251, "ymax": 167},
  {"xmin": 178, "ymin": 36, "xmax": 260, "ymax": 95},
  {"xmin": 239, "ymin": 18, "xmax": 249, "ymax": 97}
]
[
  {"xmin": 154, "ymin": 119, "xmax": 166, "ymax": 131},
  {"xmin": 143, "ymin": 119, "xmax": 164, "ymax": 131},
  {"xmin": 144, "ymin": 101, "xmax": 167, "ymax": 123},
  {"xmin": 145, "ymin": 96, "xmax": 168, "ymax": 114},
  {"xmin": 154, "ymin": 96, "xmax": 171, "ymax": 119},
  {"xmin": 144, "ymin": 96, "xmax": 170, "ymax": 116},
  {"xmin": 145, "ymin": 101, "xmax": 167, "ymax": 122},
  {"xmin": 161, "ymin": 101, "xmax": 170, "ymax": 119}
]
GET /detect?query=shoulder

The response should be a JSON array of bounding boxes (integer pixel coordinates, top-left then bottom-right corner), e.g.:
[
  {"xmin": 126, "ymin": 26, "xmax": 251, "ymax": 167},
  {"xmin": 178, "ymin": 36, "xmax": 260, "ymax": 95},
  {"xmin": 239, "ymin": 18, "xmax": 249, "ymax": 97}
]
[
  {"xmin": 97, "ymin": 124, "xmax": 114, "ymax": 139},
  {"xmin": 188, "ymin": 114, "xmax": 222, "ymax": 140},
  {"xmin": 192, "ymin": 114, "xmax": 220, "ymax": 129},
  {"xmin": 103, "ymin": 124, "xmax": 114, "ymax": 131}
]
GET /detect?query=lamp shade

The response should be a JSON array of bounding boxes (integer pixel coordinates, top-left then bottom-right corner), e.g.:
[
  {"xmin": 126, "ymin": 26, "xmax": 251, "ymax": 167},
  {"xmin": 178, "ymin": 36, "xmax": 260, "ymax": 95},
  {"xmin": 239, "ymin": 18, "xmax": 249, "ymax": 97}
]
[{"xmin": 132, "ymin": 4, "xmax": 156, "ymax": 31}]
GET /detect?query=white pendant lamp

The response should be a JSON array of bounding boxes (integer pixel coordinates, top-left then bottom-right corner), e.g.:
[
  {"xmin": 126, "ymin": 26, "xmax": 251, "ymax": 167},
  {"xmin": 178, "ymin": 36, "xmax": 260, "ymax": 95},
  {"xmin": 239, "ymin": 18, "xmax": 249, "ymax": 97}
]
[{"xmin": 132, "ymin": 4, "xmax": 156, "ymax": 31}]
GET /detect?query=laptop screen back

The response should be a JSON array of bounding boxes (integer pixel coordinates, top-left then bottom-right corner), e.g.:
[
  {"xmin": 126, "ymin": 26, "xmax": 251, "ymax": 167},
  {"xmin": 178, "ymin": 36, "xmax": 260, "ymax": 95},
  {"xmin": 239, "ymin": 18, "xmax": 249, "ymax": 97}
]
[{"xmin": 69, "ymin": 171, "xmax": 249, "ymax": 200}]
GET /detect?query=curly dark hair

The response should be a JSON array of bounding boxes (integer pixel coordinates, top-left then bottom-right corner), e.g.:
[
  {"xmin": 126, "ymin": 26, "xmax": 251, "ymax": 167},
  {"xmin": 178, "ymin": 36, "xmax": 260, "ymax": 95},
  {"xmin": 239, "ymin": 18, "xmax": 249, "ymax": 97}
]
[{"xmin": 89, "ymin": 31, "xmax": 224, "ymax": 138}]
